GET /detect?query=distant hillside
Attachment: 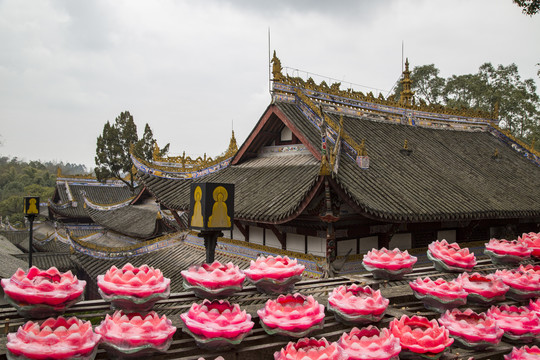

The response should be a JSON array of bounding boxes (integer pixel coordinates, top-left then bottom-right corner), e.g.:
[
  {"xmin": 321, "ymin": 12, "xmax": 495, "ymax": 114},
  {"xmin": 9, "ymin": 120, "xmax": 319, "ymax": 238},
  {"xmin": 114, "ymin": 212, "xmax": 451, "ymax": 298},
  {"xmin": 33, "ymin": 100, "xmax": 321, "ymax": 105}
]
[{"xmin": 0, "ymin": 156, "xmax": 90, "ymax": 225}]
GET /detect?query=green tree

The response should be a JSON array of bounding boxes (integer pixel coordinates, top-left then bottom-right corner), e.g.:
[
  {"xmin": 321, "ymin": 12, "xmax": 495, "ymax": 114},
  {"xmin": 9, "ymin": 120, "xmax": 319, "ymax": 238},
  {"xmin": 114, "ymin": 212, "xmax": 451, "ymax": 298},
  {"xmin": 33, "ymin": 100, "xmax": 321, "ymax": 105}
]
[
  {"xmin": 393, "ymin": 62, "xmax": 540, "ymax": 144},
  {"xmin": 95, "ymin": 111, "xmax": 169, "ymax": 191},
  {"xmin": 134, "ymin": 123, "xmax": 170, "ymax": 161},
  {"xmin": 0, "ymin": 156, "xmax": 86, "ymax": 222},
  {"xmin": 392, "ymin": 64, "xmax": 446, "ymax": 105},
  {"xmin": 513, "ymin": 0, "xmax": 540, "ymax": 15},
  {"xmin": 476, "ymin": 63, "xmax": 540, "ymax": 138}
]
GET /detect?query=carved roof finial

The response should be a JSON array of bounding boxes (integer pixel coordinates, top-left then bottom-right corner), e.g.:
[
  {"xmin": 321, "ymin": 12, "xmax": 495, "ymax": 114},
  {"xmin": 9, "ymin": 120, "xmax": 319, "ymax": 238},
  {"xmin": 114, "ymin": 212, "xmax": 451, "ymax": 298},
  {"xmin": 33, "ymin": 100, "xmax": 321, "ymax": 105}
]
[
  {"xmin": 358, "ymin": 139, "xmax": 367, "ymax": 156},
  {"xmin": 399, "ymin": 58, "xmax": 415, "ymax": 107},
  {"xmin": 229, "ymin": 130, "xmax": 238, "ymax": 153},
  {"xmin": 152, "ymin": 142, "xmax": 160, "ymax": 161},
  {"xmin": 271, "ymin": 50, "xmax": 285, "ymax": 82},
  {"xmin": 330, "ymin": 115, "xmax": 344, "ymax": 169},
  {"xmin": 400, "ymin": 139, "xmax": 413, "ymax": 155}
]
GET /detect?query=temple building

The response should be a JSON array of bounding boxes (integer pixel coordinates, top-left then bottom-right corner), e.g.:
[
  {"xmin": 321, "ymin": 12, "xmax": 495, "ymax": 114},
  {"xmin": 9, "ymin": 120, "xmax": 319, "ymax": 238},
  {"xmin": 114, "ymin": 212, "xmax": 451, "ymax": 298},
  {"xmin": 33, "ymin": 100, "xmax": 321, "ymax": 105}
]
[
  {"xmin": 133, "ymin": 53, "xmax": 539, "ymax": 263},
  {"xmin": 47, "ymin": 169, "xmax": 182, "ymax": 244}
]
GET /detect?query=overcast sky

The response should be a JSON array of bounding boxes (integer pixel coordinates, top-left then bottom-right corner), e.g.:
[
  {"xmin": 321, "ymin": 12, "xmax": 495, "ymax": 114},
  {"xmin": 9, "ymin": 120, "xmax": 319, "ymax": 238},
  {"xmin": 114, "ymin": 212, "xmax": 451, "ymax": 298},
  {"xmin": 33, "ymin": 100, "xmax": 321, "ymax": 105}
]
[{"xmin": 1, "ymin": 0, "xmax": 539, "ymax": 170}]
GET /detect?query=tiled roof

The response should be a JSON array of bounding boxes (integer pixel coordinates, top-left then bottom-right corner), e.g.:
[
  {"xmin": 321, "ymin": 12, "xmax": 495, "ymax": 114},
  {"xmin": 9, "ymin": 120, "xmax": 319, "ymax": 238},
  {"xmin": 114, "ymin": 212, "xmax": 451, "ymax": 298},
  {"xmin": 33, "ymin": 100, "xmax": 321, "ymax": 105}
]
[
  {"xmin": 135, "ymin": 99, "xmax": 540, "ymax": 223},
  {"xmin": 275, "ymin": 101, "xmax": 540, "ymax": 221},
  {"xmin": 49, "ymin": 181, "xmax": 137, "ymax": 220},
  {"xmin": 12, "ymin": 253, "xmax": 75, "ymax": 273},
  {"xmin": 84, "ymin": 201, "xmax": 161, "ymax": 239},
  {"xmin": 0, "ymin": 253, "xmax": 28, "ymax": 278},
  {"xmin": 0, "ymin": 235, "xmax": 24, "ymax": 255},
  {"xmin": 138, "ymin": 155, "xmax": 320, "ymax": 223}
]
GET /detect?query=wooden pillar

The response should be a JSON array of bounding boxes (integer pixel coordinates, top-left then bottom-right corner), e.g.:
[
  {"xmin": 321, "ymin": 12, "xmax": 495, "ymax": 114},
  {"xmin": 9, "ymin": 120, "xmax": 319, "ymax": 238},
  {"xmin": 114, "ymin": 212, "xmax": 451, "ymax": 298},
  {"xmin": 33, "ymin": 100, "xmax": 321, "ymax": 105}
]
[{"xmin": 378, "ymin": 233, "xmax": 390, "ymax": 249}]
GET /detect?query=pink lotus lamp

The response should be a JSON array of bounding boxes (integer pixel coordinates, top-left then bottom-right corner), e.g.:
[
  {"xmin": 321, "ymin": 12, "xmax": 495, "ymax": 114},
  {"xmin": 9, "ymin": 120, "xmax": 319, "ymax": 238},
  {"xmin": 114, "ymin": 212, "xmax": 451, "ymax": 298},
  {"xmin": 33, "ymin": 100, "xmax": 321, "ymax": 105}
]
[
  {"xmin": 487, "ymin": 305, "xmax": 540, "ymax": 343},
  {"xmin": 244, "ymin": 255, "xmax": 304, "ymax": 295},
  {"xmin": 97, "ymin": 263, "xmax": 170, "ymax": 312},
  {"xmin": 528, "ymin": 298, "xmax": 540, "ymax": 317},
  {"xmin": 181, "ymin": 261, "xmax": 245, "ymax": 299},
  {"xmin": 274, "ymin": 337, "xmax": 343, "ymax": 360},
  {"xmin": 338, "ymin": 326, "xmax": 401, "ymax": 360},
  {"xmin": 504, "ymin": 345, "xmax": 540, "ymax": 360},
  {"xmin": 495, "ymin": 265, "xmax": 540, "ymax": 301},
  {"xmin": 409, "ymin": 277, "xmax": 467, "ymax": 313},
  {"xmin": 6, "ymin": 317, "xmax": 101, "ymax": 360},
  {"xmin": 519, "ymin": 232, "xmax": 540, "ymax": 258},
  {"xmin": 438, "ymin": 308, "xmax": 503, "ymax": 350},
  {"xmin": 180, "ymin": 299, "xmax": 254, "ymax": 351},
  {"xmin": 327, "ymin": 284, "xmax": 389, "ymax": 325},
  {"xmin": 1, "ymin": 267, "xmax": 86, "ymax": 318},
  {"xmin": 362, "ymin": 247, "xmax": 417, "ymax": 280},
  {"xmin": 427, "ymin": 240, "xmax": 476, "ymax": 272},
  {"xmin": 485, "ymin": 238, "xmax": 532, "ymax": 265},
  {"xmin": 390, "ymin": 315, "xmax": 453, "ymax": 359},
  {"xmin": 95, "ymin": 310, "xmax": 176, "ymax": 358},
  {"xmin": 258, "ymin": 293, "xmax": 325, "ymax": 338},
  {"xmin": 456, "ymin": 272, "xmax": 509, "ymax": 305}
]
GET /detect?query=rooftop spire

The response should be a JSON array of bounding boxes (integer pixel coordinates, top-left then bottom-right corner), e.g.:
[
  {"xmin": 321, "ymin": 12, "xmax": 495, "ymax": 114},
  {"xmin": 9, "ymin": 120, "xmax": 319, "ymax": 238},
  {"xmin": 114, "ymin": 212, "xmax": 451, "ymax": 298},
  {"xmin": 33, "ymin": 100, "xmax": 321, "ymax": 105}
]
[{"xmin": 399, "ymin": 58, "xmax": 415, "ymax": 107}]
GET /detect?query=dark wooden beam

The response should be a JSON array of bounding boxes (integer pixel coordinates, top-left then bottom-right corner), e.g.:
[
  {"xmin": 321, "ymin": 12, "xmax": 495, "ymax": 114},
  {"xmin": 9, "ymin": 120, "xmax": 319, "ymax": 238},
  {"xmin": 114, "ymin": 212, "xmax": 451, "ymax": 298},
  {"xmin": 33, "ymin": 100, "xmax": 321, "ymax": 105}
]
[
  {"xmin": 267, "ymin": 224, "xmax": 286, "ymax": 250},
  {"xmin": 234, "ymin": 220, "xmax": 249, "ymax": 242}
]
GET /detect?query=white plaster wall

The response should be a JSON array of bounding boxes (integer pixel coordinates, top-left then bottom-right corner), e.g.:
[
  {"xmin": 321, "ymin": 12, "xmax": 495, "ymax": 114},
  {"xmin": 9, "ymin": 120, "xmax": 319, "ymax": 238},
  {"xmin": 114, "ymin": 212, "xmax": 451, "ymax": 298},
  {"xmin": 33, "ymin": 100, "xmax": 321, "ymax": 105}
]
[
  {"xmin": 250, "ymin": 227, "xmax": 264, "ymax": 245},
  {"xmin": 359, "ymin": 236, "xmax": 378, "ymax": 253},
  {"xmin": 307, "ymin": 236, "xmax": 325, "ymax": 257},
  {"xmin": 221, "ymin": 229, "xmax": 234, "ymax": 239},
  {"xmin": 389, "ymin": 233, "xmax": 412, "ymax": 250},
  {"xmin": 265, "ymin": 230, "xmax": 282, "ymax": 249},
  {"xmin": 337, "ymin": 239, "xmax": 357, "ymax": 256},
  {"xmin": 287, "ymin": 233, "xmax": 305, "ymax": 253},
  {"xmin": 232, "ymin": 225, "xmax": 245, "ymax": 241},
  {"xmin": 437, "ymin": 230, "xmax": 457, "ymax": 243},
  {"xmin": 281, "ymin": 127, "xmax": 293, "ymax": 141}
]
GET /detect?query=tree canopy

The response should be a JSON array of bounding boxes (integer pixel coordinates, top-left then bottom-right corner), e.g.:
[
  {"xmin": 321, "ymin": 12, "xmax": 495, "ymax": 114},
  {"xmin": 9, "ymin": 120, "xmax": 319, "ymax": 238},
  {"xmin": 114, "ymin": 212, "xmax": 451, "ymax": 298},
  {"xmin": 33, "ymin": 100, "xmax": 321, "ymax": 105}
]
[
  {"xmin": 513, "ymin": 0, "xmax": 540, "ymax": 15},
  {"xmin": 95, "ymin": 111, "xmax": 169, "ymax": 191},
  {"xmin": 393, "ymin": 62, "xmax": 540, "ymax": 149},
  {"xmin": 0, "ymin": 157, "xmax": 87, "ymax": 225}
]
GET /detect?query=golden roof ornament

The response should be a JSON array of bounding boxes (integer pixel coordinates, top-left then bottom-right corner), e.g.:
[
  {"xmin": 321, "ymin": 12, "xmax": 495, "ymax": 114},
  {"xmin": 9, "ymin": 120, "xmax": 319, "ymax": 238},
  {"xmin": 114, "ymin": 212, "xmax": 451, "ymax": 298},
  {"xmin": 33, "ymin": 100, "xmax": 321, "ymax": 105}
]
[
  {"xmin": 152, "ymin": 142, "xmax": 160, "ymax": 161},
  {"xmin": 400, "ymin": 139, "xmax": 413, "ymax": 156},
  {"xmin": 330, "ymin": 116, "xmax": 344, "ymax": 168},
  {"xmin": 399, "ymin": 58, "xmax": 415, "ymax": 107},
  {"xmin": 273, "ymin": 55, "xmax": 494, "ymax": 120},
  {"xmin": 144, "ymin": 131, "xmax": 239, "ymax": 173},
  {"xmin": 229, "ymin": 130, "xmax": 238, "ymax": 153},
  {"xmin": 319, "ymin": 153, "xmax": 332, "ymax": 176},
  {"xmin": 357, "ymin": 139, "xmax": 368, "ymax": 157},
  {"xmin": 271, "ymin": 50, "xmax": 285, "ymax": 82}
]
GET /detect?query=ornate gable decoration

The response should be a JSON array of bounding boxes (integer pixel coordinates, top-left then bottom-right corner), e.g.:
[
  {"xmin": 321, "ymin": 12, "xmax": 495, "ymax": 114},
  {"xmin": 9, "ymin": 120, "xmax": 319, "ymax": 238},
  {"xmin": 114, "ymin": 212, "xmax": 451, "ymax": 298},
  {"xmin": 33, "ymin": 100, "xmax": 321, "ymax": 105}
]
[
  {"xmin": 132, "ymin": 131, "xmax": 238, "ymax": 179},
  {"xmin": 270, "ymin": 51, "xmax": 496, "ymax": 128}
]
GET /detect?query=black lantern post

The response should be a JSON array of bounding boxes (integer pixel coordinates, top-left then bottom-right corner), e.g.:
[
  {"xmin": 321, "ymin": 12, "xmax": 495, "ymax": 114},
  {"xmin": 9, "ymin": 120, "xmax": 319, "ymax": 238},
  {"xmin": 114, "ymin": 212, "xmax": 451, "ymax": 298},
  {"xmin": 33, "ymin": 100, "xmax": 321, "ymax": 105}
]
[
  {"xmin": 23, "ymin": 196, "xmax": 40, "ymax": 267},
  {"xmin": 188, "ymin": 183, "xmax": 234, "ymax": 263}
]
